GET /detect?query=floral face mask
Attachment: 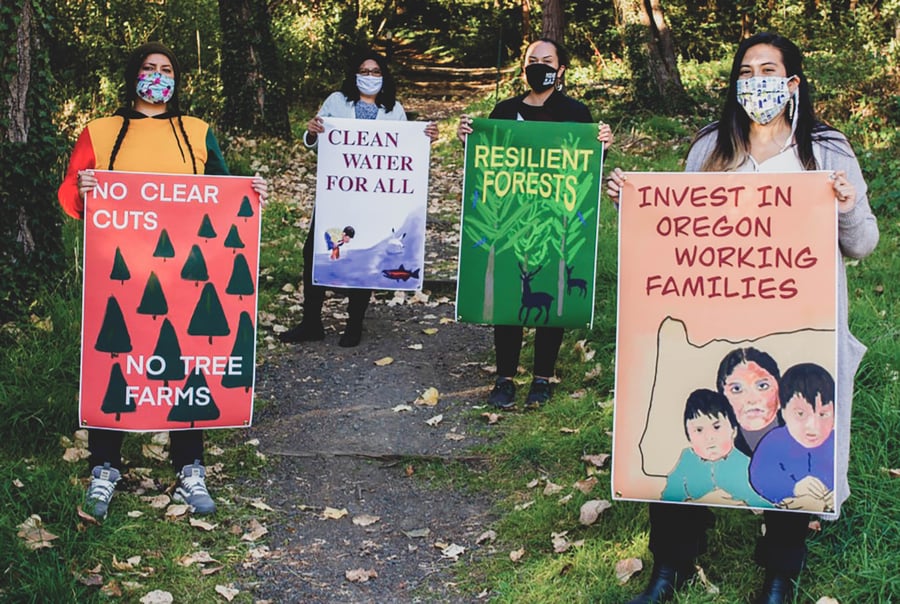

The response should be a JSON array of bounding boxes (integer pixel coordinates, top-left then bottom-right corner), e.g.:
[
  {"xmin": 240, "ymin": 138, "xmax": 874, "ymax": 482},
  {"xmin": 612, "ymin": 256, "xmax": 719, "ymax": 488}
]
[
  {"xmin": 136, "ymin": 72, "xmax": 175, "ymax": 104},
  {"xmin": 736, "ymin": 75, "xmax": 797, "ymax": 125}
]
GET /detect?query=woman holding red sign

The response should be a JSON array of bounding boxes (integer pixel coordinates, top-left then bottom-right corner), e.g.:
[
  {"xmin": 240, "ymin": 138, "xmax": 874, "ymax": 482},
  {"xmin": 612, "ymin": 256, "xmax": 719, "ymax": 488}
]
[
  {"xmin": 607, "ymin": 32, "xmax": 878, "ymax": 604},
  {"xmin": 58, "ymin": 42, "xmax": 267, "ymax": 521}
]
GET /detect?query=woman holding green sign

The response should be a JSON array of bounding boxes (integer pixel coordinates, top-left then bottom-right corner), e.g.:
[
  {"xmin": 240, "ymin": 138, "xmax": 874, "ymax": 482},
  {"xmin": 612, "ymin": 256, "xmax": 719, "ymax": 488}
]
[
  {"xmin": 457, "ymin": 38, "xmax": 613, "ymax": 410},
  {"xmin": 607, "ymin": 32, "xmax": 878, "ymax": 604}
]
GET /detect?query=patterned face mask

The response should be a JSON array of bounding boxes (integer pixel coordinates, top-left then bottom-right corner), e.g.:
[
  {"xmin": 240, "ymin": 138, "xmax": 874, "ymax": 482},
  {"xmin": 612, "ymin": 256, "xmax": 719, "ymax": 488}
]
[
  {"xmin": 736, "ymin": 76, "xmax": 795, "ymax": 125},
  {"xmin": 136, "ymin": 72, "xmax": 175, "ymax": 104},
  {"xmin": 356, "ymin": 75, "xmax": 383, "ymax": 96}
]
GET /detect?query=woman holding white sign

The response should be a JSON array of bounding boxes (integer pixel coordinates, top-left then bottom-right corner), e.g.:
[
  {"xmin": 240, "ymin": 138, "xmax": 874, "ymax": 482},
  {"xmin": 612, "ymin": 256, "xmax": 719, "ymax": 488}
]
[
  {"xmin": 607, "ymin": 32, "xmax": 878, "ymax": 604},
  {"xmin": 280, "ymin": 50, "xmax": 438, "ymax": 347},
  {"xmin": 456, "ymin": 38, "xmax": 613, "ymax": 410},
  {"xmin": 58, "ymin": 42, "xmax": 267, "ymax": 521}
]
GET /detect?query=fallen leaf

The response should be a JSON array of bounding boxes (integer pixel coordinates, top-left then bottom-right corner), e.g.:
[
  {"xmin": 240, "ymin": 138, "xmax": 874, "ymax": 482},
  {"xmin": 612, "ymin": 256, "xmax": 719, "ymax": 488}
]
[
  {"xmin": 345, "ymin": 568, "xmax": 378, "ymax": 583},
  {"xmin": 441, "ymin": 543, "xmax": 466, "ymax": 560},
  {"xmin": 142, "ymin": 444, "xmax": 167, "ymax": 461},
  {"xmin": 63, "ymin": 447, "xmax": 91, "ymax": 462},
  {"xmin": 579, "ymin": 499, "xmax": 612, "ymax": 525},
  {"xmin": 250, "ymin": 500, "xmax": 275, "ymax": 512},
  {"xmin": 551, "ymin": 531, "xmax": 570, "ymax": 553},
  {"xmin": 815, "ymin": 598, "xmax": 840, "ymax": 604},
  {"xmin": 558, "ymin": 493, "xmax": 573, "ymax": 505},
  {"xmin": 573, "ymin": 476, "xmax": 599, "ymax": 494},
  {"xmin": 352, "ymin": 514, "xmax": 381, "ymax": 527},
  {"xmin": 422, "ymin": 328, "xmax": 438, "ymax": 335},
  {"xmin": 569, "ymin": 389, "xmax": 586, "ymax": 399},
  {"xmin": 584, "ymin": 364, "xmax": 603, "ymax": 380},
  {"xmin": 407, "ymin": 343, "xmax": 424, "ymax": 350},
  {"xmin": 178, "ymin": 551, "xmax": 219, "ymax": 566},
  {"xmin": 322, "ymin": 507, "xmax": 348, "ymax": 520},
  {"xmin": 445, "ymin": 432, "xmax": 465, "ymax": 441},
  {"xmin": 151, "ymin": 432, "xmax": 169, "ymax": 446},
  {"xmin": 887, "ymin": 468, "xmax": 900, "ymax": 478},
  {"xmin": 403, "ymin": 528, "xmax": 430, "ymax": 538},
  {"xmin": 241, "ymin": 519, "xmax": 268, "ymax": 541},
  {"xmin": 439, "ymin": 317, "xmax": 454, "ymax": 324},
  {"xmin": 582, "ymin": 454, "xmax": 610, "ymax": 468},
  {"xmin": 77, "ymin": 573, "xmax": 104, "ymax": 586},
  {"xmin": 481, "ymin": 412, "xmax": 501, "ymax": 424},
  {"xmin": 526, "ymin": 478, "xmax": 540, "ymax": 489},
  {"xmin": 514, "ymin": 500, "xmax": 534, "ymax": 511},
  {"xmin": 615, "ymin": 558, "xmax": 643, "ymax": 584},
  {"xmin": 425, "ymin": 414, "xmax": 443, "ymax": 426},
  {"xmin": 559, "ymin": 427, "xmax": 579, "ymax": 434},
  {"xmin": 189, "ymin": 518, "xmax": 218, "ymax": 531},
  {"xmin": 573, "ymin": 339, "xmax": 596, "ymax": 362},
  {"xmin": 543, "ymin": 481, "xmax": 563, "ymax": 496},
  {"xmin": 16, "ymin": 515, "xmax": 58, "ymax": 550},
  {"xmin": 165, "ymin": 504, "xmax": 190, "ymax": 519},
  {"xmin": 405, "ymin": 464, "xmax": 415, "ymax": 476},
  {"xmin": 127, "ymin": 510, "xmax": 144, "ymax": 518},
  {"xmin": 76, "ymin": 506, "xmax": 101, "ymax": 525},
  {"xmin": 139, "ymin": 590, "xmax": 174, "ymax": 604},
  {"xmin": 244, "ymin": 438, "xmax": 260, "ymax": 447},
  {"xmin": 374, "ymin": 356, "xmax": 394, "ymax": 366},
  {"xmin": 808, "ymin": 520, "xmax": 822, "ymax": 532},
  {"xmin": 141, "ymin": 495, "xmax": 170, "ymax": 509},
  {"xmin": 111, "ymin": 554, "xmax": 141, "ymax": 570},
  {"xmin": 214, "ymin": 584, "xmax": 240, "ymax": 601},
  {"xmin": 476, "ymin": 530, "xmax": 497, "ymax": 544},
  {"xmin": 696, "ymin": 566, "xmax": 719, "ymax": 595},
  {"xmin": 416, "ymin": 387, "xmax": 440, "ymax": 406},
  {"xmin": 392, "ymin": 404, "xmax": 413, "ymax": 412},
  {"xmin": 201, "ymin": 566, "xmax": 224, "ymax": 576},
  {"xmin": 12, "ymin": 478, "xmax": 24, "ymax": 488},
  {"xmin": 509, "ymin": 547, "xmax": 525, "ymax": 562}
]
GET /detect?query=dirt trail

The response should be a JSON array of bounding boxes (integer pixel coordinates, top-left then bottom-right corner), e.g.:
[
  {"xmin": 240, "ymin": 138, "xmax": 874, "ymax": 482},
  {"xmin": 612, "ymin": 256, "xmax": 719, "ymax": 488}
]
[{"xmin": 236, "ymin": 57, "xmax": 505, "ymax": 603}]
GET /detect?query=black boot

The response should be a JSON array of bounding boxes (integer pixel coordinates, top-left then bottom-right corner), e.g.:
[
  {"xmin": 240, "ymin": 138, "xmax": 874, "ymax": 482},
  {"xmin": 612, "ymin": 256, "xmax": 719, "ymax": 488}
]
[
  {"xmin": 626, "ymin": 562, "xmax": 695, "ymax": 604},
  {"xmin": 278, "ymin": 320, "xmax": 325, "ymax": 343},
  {"xmin": 753, "ymin": 572, "xmax": 795, "ymax": 604},
  {"xmin": 339, "ymin": 289, "xmax": 370, "ymax": 347}
]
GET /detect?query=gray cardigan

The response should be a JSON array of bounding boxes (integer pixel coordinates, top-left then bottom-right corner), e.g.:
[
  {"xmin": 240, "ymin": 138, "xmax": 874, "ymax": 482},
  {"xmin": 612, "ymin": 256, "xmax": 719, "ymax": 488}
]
[{"xmin": 686, "ymin": 129, "xmax": 880, "ymax": 517}]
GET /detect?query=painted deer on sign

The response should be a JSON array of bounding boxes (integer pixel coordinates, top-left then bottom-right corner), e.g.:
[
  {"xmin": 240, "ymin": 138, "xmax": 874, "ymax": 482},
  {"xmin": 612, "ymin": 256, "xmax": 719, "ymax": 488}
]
[
  {"xmin": 518, "ymin": 262, "xmax": 554, "ymax": 325},
  {"xmin": 566, "ymin": 265, "xmax": 587, "ymax": 297}
]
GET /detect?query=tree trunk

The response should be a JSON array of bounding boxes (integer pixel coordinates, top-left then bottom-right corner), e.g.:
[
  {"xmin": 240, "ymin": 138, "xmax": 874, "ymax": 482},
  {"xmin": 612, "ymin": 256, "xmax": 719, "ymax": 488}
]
[
  {"xmin": 218, "ymin": 0, "xmax": 291, "ymax": 139},
  {"xmin": 0, "ymin": 0, "xmax": 64, "ymax": 320},
  {"xmin": 522, "ymin": 0, "xmax": 533, "ymax": 47},
  {"xmin": 614, "ymin": 0, "xmax": 692, "ymax": 113},
  {"xmin": 541, "ymin": 0, "xmax": 565, "ymax": 43}
]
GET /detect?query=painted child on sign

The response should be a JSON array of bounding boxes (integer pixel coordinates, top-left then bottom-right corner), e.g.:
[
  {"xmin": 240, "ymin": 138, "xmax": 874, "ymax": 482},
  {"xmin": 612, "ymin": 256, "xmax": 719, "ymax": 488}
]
[
  {"xmin": 662, "ymin": 389, "xmax": 772, "ymax": 508},
  {"xmin": 750, "ymin": 362, "xmax": 835, "ymax": 512},
  {"xmin": 325, "ymin": 225, "xmax": 355, "ymax": 260}
]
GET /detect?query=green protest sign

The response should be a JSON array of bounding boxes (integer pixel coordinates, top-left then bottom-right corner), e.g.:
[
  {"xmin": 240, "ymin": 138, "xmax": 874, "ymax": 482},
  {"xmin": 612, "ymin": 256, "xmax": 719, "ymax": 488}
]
[{"xmin": 456, "ymin": 118, "xmax": 604, "ymax": 327}]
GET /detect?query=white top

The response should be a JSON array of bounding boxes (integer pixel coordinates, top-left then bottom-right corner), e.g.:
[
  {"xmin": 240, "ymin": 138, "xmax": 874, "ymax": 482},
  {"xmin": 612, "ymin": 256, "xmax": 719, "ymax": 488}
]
[{"xmin": 303, "ymin": 91, "xmax": 407, "ymax": 149}]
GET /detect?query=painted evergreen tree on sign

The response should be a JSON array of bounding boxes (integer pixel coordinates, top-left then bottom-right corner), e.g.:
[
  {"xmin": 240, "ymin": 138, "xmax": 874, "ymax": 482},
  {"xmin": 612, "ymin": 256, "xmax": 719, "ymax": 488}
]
[
  {"xmin": 153, "ymin": 228, "xmax": 176, "ymax": 261},
  {"xmin": 197, "ymin": 213, "xmax": 217, "ymax": 241},
  {"xmin": 181, "ymin": 244, "xmax": 209, "ymax": 286},
  {"xmin": 101, "ymin": 363, "xmax": 134, "ymax": 421},
  {"xmin": 224, "ymin": 224, "xmax": 245, "ymax": 252},
  {"xmin": 237, "ymin": 196, "xmax": 254, "ymax": 221},
  {"xmin": 167, "ymin": 370, "xmax": 220, "ymax": 427},
  {"xmin": 137, "ymin": 271, "xmax": 168, "ymax": 319},
  {"xmin": 226, "ymin": 253, "xmax": 255, "ymax": 300},
  {"xmin": 110, "ymin": 247, "xmax": 131, "ymax": 284},
  {"xmin": 95, "ymin": 296, "xmax": 132, "ymax": 357},
  {"xmin": 150, "ymin": 318, "xmax": 186, "ymax": 387},
  {"xmin": 188, "ymin": 282, "xmax": 230, "ymax": 344},
  {"xmin": 222, "ymin": 311, "xmax": 255, "ymax": 392}
]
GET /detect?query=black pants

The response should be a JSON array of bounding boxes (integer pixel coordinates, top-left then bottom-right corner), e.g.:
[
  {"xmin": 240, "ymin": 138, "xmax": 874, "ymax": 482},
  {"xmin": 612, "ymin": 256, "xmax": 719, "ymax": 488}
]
[
  {"xmin": 648, "ymin": 502, "xmax": 809, "ymax": 576},
  {"xmin": 302, "ymin": 221, "xmax": 370, "ymax": 328},
  {"xmin": 493, "ymin": 325, "xmax": 564, "ymax": 378},
  {"xmin": 88, "ymin": 428, "xmax": 204, "ymax": 471}
]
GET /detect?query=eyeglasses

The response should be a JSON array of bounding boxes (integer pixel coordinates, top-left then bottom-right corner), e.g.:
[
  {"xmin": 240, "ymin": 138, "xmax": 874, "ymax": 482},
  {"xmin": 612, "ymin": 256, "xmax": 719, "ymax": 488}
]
[{"xmin": 358, "ymin": 69, "xmax": 382, "ymax": 76}]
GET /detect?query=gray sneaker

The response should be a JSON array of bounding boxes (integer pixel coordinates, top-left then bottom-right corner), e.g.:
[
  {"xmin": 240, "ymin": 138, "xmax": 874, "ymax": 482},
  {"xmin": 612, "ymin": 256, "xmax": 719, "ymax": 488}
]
[
  {"xmin": 174, "ymin": 460, "xmax": 216, "ymax": 514},
  {"xmin": 84, "ymin": 463, "xmax": 121, "ymax": 520}
]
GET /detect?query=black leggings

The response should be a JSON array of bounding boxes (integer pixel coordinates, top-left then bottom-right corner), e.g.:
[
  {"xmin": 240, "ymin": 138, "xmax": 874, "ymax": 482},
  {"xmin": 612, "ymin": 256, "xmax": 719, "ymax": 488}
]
[
  {"xmin": 647, "ymin": 502, "xmax": 810, "ymax": 576},
  {"xmin": 493, "ymin": 325, "xmax": 564, "ymax": 378},
  {"xmin": 88, "ymin": 428, "xmax": 204, "ymax": 471},
  {"xmin": 302, "ymin": 220, "xmax": 370, "ymax": 326}
]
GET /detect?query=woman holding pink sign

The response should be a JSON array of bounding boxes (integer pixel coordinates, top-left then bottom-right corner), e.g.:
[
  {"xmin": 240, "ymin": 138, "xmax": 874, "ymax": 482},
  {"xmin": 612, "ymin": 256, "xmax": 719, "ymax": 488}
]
[
  {"xmin": 59, "ymin": 42, "xmax": 267, "ymax": 521},
  {"xmin": 607, "ymin": 32, "xmax": 878, "ymax": 604}
]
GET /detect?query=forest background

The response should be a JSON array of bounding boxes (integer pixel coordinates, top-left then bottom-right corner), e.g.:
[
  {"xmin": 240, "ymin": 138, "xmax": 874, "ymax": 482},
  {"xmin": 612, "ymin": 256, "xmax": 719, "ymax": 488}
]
[{"xmin": 1, "ymin": 0, "xmax": 899, "ymax": 602}]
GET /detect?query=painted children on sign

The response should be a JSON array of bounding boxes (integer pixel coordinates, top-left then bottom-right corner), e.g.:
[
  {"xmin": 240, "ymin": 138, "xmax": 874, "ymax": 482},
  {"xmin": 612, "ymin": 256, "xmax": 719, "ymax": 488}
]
[
  {"xmin": 81, "ymin": 171, "xmax": 260, "ymax": 431},
  {"xmin": 312, "ymin": 118, "xmax": 431, "ymax": 291},
  {"xmin": 613, "ymin": 171, "xmax": 838, "ymax": 513}
]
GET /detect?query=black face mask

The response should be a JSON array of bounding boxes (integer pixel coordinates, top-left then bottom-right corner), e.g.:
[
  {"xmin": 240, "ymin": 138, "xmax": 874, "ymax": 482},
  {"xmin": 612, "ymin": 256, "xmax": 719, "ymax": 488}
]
[{"xmin": 525, "ymin": 63, "xmax": 558, "ymax": 92}]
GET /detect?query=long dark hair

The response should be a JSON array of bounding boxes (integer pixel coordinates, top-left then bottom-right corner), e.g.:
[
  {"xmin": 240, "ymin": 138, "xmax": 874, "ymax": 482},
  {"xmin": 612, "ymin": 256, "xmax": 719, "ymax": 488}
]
[
  {"xmin": 693, "ymin": 32, "xmax": 845, "ymax": 171},
  {"xmin": 109, "ymin": 42, "xmax": 197, "ymax": 173},
  {"xmin": 339, "ymin": 51, "xmax": 397, "ymax": 112}
]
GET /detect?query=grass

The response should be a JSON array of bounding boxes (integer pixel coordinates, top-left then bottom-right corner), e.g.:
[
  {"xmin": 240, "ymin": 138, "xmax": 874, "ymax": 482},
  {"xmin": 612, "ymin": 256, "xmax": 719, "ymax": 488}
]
[{"xmin": 2, "ymin": 46, "xmax": 899, "ymax": 603}]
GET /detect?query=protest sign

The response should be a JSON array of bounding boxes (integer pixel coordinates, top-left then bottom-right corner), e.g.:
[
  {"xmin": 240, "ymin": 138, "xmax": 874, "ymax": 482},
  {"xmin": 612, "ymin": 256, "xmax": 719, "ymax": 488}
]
[
  {"xmin": 312, "ymin": 117, "xmax": 431, "ymax": 290},
  {"xmin": 456, "ymin": 118, "xmax": 604, "ymax": 327},
  {"xmin": 612, "ymin": 171, "xmax": 838, "ymax": 513},
  {"xmin": 81, "ymin": 171, "xmax": 260, "ymax": 431}
]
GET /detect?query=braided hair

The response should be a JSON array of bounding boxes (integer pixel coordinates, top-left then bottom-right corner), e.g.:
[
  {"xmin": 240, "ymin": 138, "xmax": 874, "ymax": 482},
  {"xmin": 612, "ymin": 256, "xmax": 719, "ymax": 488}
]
[{"xmin": 108, "ymin": 41, "xmax": 197, "ymax": 173}]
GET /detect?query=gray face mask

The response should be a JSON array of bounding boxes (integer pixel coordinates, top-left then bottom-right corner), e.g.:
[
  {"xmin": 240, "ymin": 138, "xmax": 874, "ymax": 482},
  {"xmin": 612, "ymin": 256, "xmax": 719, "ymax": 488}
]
[{"xmin": 356, "ymin": 75, "xmax": 383, "ymax": 96}]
